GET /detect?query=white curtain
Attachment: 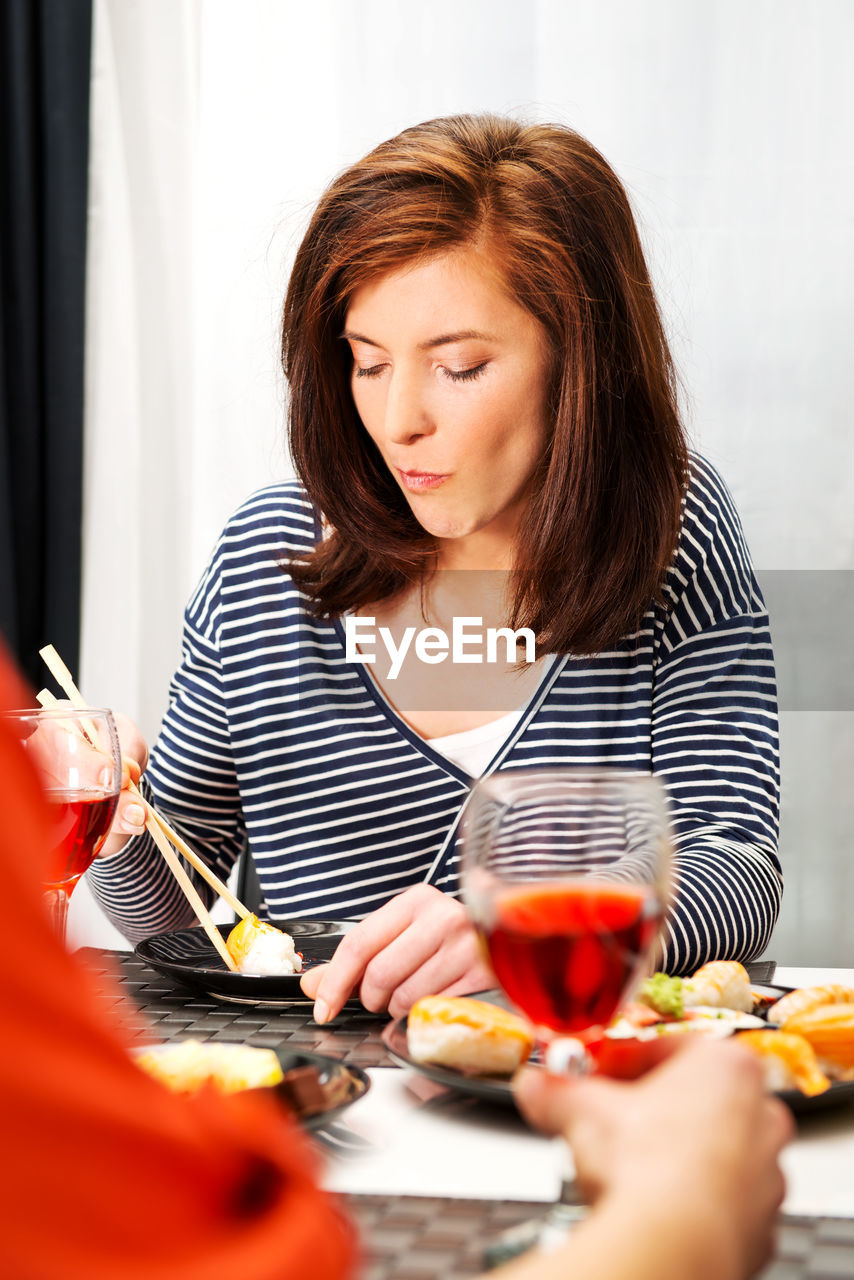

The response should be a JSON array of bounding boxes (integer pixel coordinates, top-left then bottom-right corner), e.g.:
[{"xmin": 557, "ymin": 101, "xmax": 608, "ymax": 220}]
[{"xmin": 71, "ymin": 0, "xmax": 854, "ymax": 956}]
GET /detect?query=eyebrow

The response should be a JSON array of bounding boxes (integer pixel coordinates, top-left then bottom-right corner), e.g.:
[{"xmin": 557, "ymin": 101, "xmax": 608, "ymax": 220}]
[{"xmin": 341, "ymin": 328, "xmax": 498, "ymax": 349}]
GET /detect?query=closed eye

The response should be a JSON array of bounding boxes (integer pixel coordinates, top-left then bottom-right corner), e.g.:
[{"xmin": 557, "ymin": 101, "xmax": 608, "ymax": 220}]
[
  {"xmin": 353, "ymin": 363, "xmax": 386, "ymax": 379},
  {"xmin": 442, "ymin": 362, "xmax": 488, "ymax": 383}
]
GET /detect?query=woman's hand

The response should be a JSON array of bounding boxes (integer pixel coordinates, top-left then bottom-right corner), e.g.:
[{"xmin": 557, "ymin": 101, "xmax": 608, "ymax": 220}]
[
  {"xmin": 515, "ymin": 1039, "xmax": 793, "ymax": 1280},
  {"xmin": 99, "ymin": 712, "xmax": 150, "ymax": 857},
  {"xmin": 299, "ymin": 884, "xmax": 495, "ymax": 1022}
]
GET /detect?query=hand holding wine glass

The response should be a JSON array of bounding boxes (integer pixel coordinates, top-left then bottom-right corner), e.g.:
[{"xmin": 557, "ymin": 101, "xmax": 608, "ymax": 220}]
[{"xmin": 4, "ymin": 707, "xmax": 122, "ymax": 944}]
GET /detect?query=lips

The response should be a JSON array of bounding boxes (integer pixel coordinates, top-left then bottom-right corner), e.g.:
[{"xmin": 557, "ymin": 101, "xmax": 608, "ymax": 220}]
[{"xmin": 397, "ymin": 469, "xmax": 449, "ymax": 492}]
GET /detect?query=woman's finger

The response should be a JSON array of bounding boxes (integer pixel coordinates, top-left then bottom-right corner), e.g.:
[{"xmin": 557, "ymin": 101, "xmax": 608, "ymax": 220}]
[
  {"xmin": 384, "ymin": 928, "xmax": 492, "ymax": 1019},
  {"xmin": 109, "ymin": 791, "xmax": 147, "ymax": 841},
  {"xmin": 356, "ymin": 900, "xmax": 472, "ymax": 1012},
  {"xmin": 304, "ymin": 885, "xmax": 446, "ymax": 1021}
]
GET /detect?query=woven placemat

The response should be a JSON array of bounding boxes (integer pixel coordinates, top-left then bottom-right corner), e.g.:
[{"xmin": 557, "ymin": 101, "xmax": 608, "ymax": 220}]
[
  {"xmin": 79, "ymin": 948, "xmax": 393, "ymax": 1065},
  {"xmin": 343, "ymin": 1197, "xmax": 854, "ymax": 1280}
]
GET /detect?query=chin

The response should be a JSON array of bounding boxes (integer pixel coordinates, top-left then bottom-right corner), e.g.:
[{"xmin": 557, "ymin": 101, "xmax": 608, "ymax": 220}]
[{"xmin": 411, "ymin": 510, "xmax": 480, "ymax": 540}]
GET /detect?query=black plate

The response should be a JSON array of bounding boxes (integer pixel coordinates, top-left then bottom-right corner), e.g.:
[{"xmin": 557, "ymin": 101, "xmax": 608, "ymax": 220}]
[
  {"xmin": 271, "ymin": 1048, "xmax": 370, "ymax": 1129},
  {"xmin": 381, "ymin": 989, "xmax": 854, "ymax": 1116},
  {"xmin": 135, "ymin": 918, "xmax": 357, "ymax": 1006}
]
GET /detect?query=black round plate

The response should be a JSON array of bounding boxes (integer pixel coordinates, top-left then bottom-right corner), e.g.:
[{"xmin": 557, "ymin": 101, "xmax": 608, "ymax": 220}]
[
  {"xmin": 271, "ymin": 1048, "xmax": 370, "ymax": 1129},
  {"xmin": 135, "ymin": 918, "xmax": 357, "ymax": 1006},
  {"xmin": 382, "ymin": 990, "xmax": 854, "ymax": 1116}
]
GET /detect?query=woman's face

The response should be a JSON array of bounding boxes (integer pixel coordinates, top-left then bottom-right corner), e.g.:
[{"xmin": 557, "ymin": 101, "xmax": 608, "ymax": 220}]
[{"xmin": 344, "ymin": 247, "xmax": 551, "ymax": 565}]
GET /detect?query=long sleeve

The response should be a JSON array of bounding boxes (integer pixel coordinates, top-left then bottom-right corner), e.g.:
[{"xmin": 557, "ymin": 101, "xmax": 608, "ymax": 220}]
[
  {"xmin": 652, "ymin": 458, "xmax": 782, "ymax": 974},
  {"xmin": 88, "ymin": 534, "xmax": 246, "ymax": 942}
]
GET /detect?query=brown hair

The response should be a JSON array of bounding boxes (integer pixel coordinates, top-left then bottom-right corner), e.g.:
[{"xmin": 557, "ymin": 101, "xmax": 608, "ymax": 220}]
[{"xmin": 281, "ymin": 113, "xmax": 688, "ymax": 654}]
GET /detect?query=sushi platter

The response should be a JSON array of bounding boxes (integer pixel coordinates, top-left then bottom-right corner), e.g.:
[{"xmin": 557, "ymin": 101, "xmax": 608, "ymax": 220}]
[{"xmin": 382, "ymin": 963, "xmax": 854, "ymax": 1115}]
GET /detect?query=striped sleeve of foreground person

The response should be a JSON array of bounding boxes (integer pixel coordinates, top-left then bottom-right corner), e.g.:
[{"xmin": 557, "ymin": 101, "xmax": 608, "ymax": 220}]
[{"xmin": 88, "ymin": 457, "xmax": 781, "ymax": 976}]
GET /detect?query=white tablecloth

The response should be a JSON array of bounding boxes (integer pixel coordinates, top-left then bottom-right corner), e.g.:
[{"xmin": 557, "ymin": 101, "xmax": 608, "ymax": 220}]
[{"xmin": 322, "ymin": 966, "xmax": 854, "ymax": 1214}]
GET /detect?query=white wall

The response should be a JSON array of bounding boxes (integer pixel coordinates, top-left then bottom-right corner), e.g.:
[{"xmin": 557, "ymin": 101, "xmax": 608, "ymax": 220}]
[{"xmin": 71, "ymin": 0, "xmax": 854, "ymax": 960}]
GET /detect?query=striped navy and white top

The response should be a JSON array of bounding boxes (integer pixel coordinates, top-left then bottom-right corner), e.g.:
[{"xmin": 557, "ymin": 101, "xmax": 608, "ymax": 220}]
[{"xmin": 89, "ymin": 455, "xmax": 782, "ymax": 975}]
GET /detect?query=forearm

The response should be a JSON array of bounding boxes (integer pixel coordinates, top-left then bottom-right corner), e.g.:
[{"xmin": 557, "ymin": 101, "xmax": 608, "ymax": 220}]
[
  {"xmin": 88, "ymin": 833, "xmax": 204, "ymax": 942},
  {"xmin": 491, "ymin": 1192, "xmax": 742, "ymax": 1280},
  {"xmin": 661, "ymin": 834, "xmax": 783, "ymax": 974}
]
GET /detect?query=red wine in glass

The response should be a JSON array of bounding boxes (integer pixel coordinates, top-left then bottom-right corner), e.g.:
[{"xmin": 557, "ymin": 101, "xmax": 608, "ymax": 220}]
[
  {"xmin": 3, "ymin": 707, "xmax": 123, "ymax": 943},
  {"xmin": 461, "ymin": 768, "xmax": 672, "ymax": 1044},
  {"xmin": 43, "ymin": 790, "xmax": 120, "ymax": 891},
  {"xmin": 461, "ymin": 768, "xmax": 672, "ymax": 1242},
  {"xmin": 481, "ymin": 881, "xmax": 664, "ymax": 1036}
]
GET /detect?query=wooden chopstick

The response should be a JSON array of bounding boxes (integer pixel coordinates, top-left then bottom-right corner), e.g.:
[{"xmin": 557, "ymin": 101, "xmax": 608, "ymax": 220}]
[
  {"xmin": 37, "ymin": 648, "xmax": 243, "ymax": 972},
  {"xmin": 146, "ymin": 809, "xmax": 250, "ymax": 920}
]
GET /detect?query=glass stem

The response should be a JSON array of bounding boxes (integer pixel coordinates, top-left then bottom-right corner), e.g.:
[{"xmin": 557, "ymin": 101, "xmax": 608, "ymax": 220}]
[{"xmin": 43, "ymin": 887, "xmax": 70, "ymax": 945}]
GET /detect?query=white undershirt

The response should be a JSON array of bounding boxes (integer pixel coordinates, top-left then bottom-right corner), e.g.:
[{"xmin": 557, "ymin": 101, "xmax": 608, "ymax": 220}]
[{"xmin": 426, "ymin": 706, "xmax": 526, "ymax": 776}]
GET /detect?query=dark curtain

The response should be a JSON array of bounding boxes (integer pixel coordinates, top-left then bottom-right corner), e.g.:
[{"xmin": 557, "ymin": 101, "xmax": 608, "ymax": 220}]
[{"xmin": 0, "ymin": 0, "xmax": 92, "ymax": 689}]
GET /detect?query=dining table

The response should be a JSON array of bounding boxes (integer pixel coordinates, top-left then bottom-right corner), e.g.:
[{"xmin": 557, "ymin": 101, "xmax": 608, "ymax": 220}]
[{"xmin": 80, "ymin": 946, "xmax": 854, "ymax": 1280}]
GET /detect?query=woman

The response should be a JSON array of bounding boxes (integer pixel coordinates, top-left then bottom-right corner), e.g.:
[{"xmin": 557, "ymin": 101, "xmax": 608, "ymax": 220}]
[{"xmin": 90, "ymin": 115, "xmax": 781, "ymax": 1018}]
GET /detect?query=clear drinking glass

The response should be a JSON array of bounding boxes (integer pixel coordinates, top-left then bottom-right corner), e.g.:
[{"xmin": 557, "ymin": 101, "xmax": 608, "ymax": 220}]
[
  {"xmin": 461, "ymin": 768, "xmax": 673, "ymax": 1053},
  {"xmin": 4, "ymin": 707, "xmax": 122, "ymax": 944},
  {"xmin": 461, "ymin": 767, "xmax": 674, "ymax": 1259}
]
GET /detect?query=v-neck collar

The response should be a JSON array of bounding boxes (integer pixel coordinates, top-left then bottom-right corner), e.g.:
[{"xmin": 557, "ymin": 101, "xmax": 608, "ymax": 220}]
[{"xmin": 330, "ymin": 615, "xmax": 568, "ymax": 785}]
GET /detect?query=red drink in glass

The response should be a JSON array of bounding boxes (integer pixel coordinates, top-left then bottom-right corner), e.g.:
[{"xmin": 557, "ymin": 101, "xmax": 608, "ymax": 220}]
[
  {"xmin": 480, "ymin": 882, "xmax": 663, "ymax": 1034},
  {"xmin": 44, "ymin": 790, "xmax": 120, "ymax": 891}
]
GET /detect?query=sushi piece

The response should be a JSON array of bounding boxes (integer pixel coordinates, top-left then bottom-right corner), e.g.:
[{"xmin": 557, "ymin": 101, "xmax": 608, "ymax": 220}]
[
  {"xmin": 767, "ymin": 985, "xmax": 854, "ymax": 1027},
  {"xmin": 683, "ymin": 961, "xmax": 753, "ymax": 1014},
  {"xmin": 781, "ymin": 1003, "xmax": 854, "ymax": 1074},
  {"xmin": 136, "ymin": 1040, "xmax": 284, "ymax": 1093},
  {"xmin": 736, "ymin": 1030, "xmax": 830, "ymax": 1097},
  {"xmin": 226, "ymin": 913, "xmax": 303, "ymax": 976},
  {"xmin": 407, "ymin": 995, "xmax": 534, "ymax": 1076}
]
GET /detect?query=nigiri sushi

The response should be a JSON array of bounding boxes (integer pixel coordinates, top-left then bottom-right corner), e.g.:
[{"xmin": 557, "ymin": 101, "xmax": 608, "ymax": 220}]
[
  {"xmin": 736, "ymin": 1030, "xmax": 830, "ymax": 1097},
  {"xmin": 683, "ymin": 961, "xmax": 753, "ymax": 1014},
  {"xmin": 781, "ymin": 1003, "xmax": 854, "ymax": 1074},
  {"xmin": 137, "ymin": 1040, "xmax": 284, "ymax": 1093},
  {"xmin": 767, "ymin": 984, "xmax": 854, "ymax": 1027},
  {"xmin": 407, "ymin": 995, "xmax": 534, "ymax": 1076},
  {"xmin": 226, "ymin": 913, "xmax": 303, "ymax": 976}
]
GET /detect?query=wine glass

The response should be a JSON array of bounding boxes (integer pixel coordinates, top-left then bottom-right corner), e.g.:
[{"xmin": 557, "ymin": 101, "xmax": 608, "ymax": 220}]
[
  {"xmin": 461, "ymin": 768, "xmax": 672, "ymax": 1057},
  {"xmin": 461, "ymin": 767, "xmax": 672, "ymax": 1258},
  {"xmin": 4, "ymin": 707, "xmax": 122, "ymax": 944}
]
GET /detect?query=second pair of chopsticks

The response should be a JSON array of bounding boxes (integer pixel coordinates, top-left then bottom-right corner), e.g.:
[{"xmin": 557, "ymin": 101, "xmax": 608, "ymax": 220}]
[{"xmin": 38, "ymin": 644, "xmax": 250, "ymax": 973}]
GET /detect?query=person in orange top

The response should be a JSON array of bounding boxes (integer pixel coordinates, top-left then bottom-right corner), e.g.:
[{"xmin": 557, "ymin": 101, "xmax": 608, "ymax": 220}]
[
  {"xmin": 0, "ymin": 643, "xmax": 790, "ymax": 1280},
  {"xmin": 0, "ymin": 646, "xmax": 356, "ymax": 1280}
]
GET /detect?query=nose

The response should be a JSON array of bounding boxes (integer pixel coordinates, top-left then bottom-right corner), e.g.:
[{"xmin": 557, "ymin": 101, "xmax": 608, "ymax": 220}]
[{"xmin": 383, "ymin": 367, "xmax": 436, "ymax": 447}]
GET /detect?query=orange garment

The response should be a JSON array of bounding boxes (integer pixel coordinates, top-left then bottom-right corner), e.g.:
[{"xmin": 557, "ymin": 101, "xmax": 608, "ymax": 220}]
[{"xmin": 0, "ymin": 647, "xmax": 356, "ymax": 1280}]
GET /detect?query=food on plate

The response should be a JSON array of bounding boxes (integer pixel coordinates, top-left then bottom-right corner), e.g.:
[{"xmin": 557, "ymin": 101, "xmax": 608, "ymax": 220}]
[
  {"xmin": 407, "ymin": 995, "xmax": 534, "ymax": 1076},
  {"xmin": 638, "ymin": 961, "xmax": 753, "ymax": 1018},
  {"xmin": 616, "ymin": 1005, "xmax": 762, "ymax": 1036},
  {"xmin": 780, "ymin": 1004, "xmax": 854, "ymax": 1076},
  {"xmin": 766, "ymin": 985, "xmax": 854, "ymax": 1027},
  {"xmin": 682, "ymin": 960, "xmax": 754, "ymax": 1014},
  {"xmin": 276, "ymin": 1064, "xmax": 328, "ymax": 1117},
  {"xmin": 735, "ymin": 1030, "xmax": 831, "ymax": 1097},
  {"xmin": 226, "ymin": 913, "xmax": 303, "ymax": 976},
  {"xmin": 637, "ymin": 972, "xmax": 684, "ymax": 1018},
  {"xmin": 136, "ymin": 1039, "xmax": 284, "ymax": 1093},
  {"xmin": 637, "ymin": 962, "xmax": 757, "ymax": 1018}
]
